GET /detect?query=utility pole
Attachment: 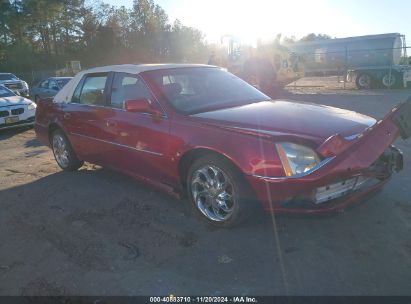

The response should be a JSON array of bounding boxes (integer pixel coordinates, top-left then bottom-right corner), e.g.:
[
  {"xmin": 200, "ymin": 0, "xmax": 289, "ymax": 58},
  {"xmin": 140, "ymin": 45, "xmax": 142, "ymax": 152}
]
[{"xmin": 0, "ymin": 0, "xmax": 8, "ymax": 45}]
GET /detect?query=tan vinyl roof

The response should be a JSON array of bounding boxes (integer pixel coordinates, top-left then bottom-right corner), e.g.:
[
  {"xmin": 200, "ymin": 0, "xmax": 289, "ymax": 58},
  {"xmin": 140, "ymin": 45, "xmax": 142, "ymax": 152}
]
[{"xmin": 80, "ymin": 63, "xmax": 215, "ymax": 74}]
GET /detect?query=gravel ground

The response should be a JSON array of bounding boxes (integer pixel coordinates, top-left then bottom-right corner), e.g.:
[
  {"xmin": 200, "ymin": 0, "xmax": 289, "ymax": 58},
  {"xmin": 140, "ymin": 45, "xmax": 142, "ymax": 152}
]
[{"xmin": 1, "ymin": 77, "xmax": 411, "ymax": 296}]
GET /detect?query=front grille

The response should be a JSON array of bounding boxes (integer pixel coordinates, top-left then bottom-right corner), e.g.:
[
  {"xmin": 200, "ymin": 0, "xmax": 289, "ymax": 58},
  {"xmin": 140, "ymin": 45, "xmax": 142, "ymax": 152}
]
[
  {"xmin": 4, "ymin": 82, "xmax": 23, "ymax": 90},
  {"xmin": 0, "ymin": 110, "xmax": 9, "ymax": 117},
  {"xmin": 314, "ymin": 176, "xmax": 370, "ymax": 204},
  {"xmin": 11, "ymin": 108, "xmax": 24, "ymax": 115}
]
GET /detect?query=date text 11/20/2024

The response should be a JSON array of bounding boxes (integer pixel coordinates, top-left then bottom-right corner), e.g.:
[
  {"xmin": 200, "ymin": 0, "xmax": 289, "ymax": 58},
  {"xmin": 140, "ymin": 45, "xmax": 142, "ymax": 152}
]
[{"xmin": 149, "ymin": 296, "xmax": 258, "ymax": 303}]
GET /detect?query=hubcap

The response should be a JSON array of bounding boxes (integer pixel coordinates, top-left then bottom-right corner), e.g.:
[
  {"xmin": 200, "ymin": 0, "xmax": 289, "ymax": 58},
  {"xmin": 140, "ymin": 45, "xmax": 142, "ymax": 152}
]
[
  {"xmin": 359, "ymin": 74, "xmax": 371, "ymax": 88},
  {"xmin": 53, "ymin": 134, "xmax": 69, "ymax": 168},
  {"xmin": 191, "ymin": 165, "xmax": 235, "ymax": 222}
]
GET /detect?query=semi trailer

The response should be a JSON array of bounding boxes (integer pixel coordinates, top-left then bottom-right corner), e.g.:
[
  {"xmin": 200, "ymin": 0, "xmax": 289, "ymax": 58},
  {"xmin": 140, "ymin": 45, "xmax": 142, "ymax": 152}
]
[{"xmin": 287, "ymin": 33, "xmax": 411, "ymax": 89}]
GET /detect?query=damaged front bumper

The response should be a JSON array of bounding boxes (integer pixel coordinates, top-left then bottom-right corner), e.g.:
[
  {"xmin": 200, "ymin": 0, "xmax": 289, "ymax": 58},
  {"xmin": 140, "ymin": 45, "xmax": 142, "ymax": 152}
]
[{"xmin": 247, "ymin": 98, "xmax": 410, "ymax": 214}]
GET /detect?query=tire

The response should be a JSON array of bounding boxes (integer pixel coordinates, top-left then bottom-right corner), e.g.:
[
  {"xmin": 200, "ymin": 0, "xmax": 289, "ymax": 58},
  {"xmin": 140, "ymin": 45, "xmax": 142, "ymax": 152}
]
[
  {"xmin": 186, "ymin": 154, "xmax": 255, "ymax": 227},
  {"xmin": 355, "ymin": 73, "xmax": 374, "ymax": 89},
  {"xmin": 381, "ymin": 72, "xmax": 400, "ymax": 89},
  {"xmin": 51, "ymin": 129, "xmax": 83, "ymax": 171}
]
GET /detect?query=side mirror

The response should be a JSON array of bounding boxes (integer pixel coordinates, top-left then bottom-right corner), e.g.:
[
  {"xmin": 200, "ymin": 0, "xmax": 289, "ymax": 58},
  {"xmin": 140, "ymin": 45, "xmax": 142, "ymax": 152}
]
[{"xmin": 124, "ymin": 98, "xmax": 162, "ymax": 116}]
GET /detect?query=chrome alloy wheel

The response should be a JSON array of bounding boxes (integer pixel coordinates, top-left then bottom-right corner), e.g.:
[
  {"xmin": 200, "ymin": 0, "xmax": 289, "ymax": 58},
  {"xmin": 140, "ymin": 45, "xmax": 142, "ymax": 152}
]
[
  {"xmin": 191, "ymin": 165, "xmax": 235, "ymax": 222},
  {"xmin": 52, "ymin": 134, "xmax": 69, "ymax": 168}
]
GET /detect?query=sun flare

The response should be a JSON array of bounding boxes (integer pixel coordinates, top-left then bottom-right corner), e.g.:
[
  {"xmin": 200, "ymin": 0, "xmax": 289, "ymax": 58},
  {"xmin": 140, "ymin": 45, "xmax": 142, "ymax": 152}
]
[{"xmin": 173, "ymin": 0, "xmax": 339, "ymax": 43}]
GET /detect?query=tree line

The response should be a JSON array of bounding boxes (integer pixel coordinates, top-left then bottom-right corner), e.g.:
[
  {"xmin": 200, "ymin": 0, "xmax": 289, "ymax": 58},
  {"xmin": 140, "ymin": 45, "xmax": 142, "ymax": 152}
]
[
  {"xmin": 0, "ymin": 0, "xmax": 340, "ymax": 82},
  {"xmin": 0, "ymin": 0, "xmax": 209, "ymax": 75}
]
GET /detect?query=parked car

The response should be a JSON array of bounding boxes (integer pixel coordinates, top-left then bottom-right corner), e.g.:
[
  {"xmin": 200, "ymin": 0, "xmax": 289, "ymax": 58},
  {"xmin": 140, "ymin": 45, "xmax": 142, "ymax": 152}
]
[
  {"xmin": 0, "ymin": 73, "xmax": 29, "ymax": 97},
  {"xmin": 0, "ymin": 85, "xmax": 37, "ymax": 130},
  {"xmin": 31, "ymin": 77, "xmax": 72, "ymax": 103},
  {"xmin": 34, "ymin": 64, "xmax": 409, "ymax": 227}
]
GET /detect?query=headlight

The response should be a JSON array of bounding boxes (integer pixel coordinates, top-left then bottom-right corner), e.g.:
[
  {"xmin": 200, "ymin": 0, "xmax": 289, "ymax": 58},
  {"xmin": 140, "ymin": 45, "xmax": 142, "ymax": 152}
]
[
  {"xmin": 28, "ymin": 102, "xmax": 37, "ymax": 110},
  {"xmin": 276, "ymin": 142, "xmax": 320, "ymax": 177}
]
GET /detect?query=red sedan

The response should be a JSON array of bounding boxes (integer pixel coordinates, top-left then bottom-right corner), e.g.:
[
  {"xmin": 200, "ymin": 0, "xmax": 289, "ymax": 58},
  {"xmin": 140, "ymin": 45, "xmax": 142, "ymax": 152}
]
[{"xmin": 35, "ymin": 64, "xmax": 410, "ymax": 227}]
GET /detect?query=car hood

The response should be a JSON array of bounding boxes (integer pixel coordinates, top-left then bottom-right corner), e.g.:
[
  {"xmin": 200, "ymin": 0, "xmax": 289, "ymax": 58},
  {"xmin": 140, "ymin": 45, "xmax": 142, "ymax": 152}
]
[
  {"xmin": 0, "ymin": 95, "xmax": 32, "ymax": 107},
  {"xmin": 192, "ymin": 100, "xmax": 376, "ymax": 143}
]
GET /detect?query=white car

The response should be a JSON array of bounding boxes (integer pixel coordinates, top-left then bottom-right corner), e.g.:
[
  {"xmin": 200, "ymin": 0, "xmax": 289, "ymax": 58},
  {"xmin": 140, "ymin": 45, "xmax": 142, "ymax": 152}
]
[
  {"xmin": 0, "ymin": 73, "xmax": 29, "ymax": 96},
  {"xmin": 0, "ymin": 85, "xmax": 36, "ymax": 130}
]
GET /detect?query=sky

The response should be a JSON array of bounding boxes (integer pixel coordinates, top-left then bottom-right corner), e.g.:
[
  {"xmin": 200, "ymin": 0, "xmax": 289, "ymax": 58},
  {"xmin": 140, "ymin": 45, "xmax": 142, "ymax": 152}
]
[{"xmin": 104, "ymin": 0, "xmax": 411, "ymax": 45}]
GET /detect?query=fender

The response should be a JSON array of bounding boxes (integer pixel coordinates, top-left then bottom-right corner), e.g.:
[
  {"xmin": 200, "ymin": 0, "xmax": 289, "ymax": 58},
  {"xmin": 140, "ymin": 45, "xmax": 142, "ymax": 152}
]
[{"xmin": 170, "ymin": 118, "xmax": 284, "ymax": 178}]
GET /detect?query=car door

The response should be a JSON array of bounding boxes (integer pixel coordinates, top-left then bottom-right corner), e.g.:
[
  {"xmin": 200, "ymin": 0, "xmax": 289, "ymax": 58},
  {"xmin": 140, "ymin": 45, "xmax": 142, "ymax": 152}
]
[
  {"xmin": 101, "ymin": 72, "xmax": 171, "ymax": 184},
  {"xmin": 60, "ymin": 72, "xmax": 116, "ymax": 165}
]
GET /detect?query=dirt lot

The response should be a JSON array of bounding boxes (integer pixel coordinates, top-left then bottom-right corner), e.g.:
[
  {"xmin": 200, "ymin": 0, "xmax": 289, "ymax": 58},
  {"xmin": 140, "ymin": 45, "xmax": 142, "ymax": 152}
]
[{"xmin": 1, "ymin": 77, "xmax": 411, "ymax": 296}]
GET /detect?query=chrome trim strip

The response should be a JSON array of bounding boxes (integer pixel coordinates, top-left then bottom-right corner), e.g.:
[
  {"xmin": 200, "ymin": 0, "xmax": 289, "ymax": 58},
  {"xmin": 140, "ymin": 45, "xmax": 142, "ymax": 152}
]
[
  {"xmin": 223, "ymin": 126, "xmax": 321, "ymax": 141},
  {"xmin": 62, "ymin": 102, "xmax": 168, "ymax": 119},
  {"xmin": 70, "ymin": 132, "xmax": 163, "ymax": 156},
  {"xmin": 344, "ymin": 133, "xmax": 360, "ymax": 141},
  {"xmin": 229, "ymin": 126, "xmax": 284, "ymax": 136},
  {"xmin": 250, "ymin": 156, "xmax": 336, "ymax": 180}
]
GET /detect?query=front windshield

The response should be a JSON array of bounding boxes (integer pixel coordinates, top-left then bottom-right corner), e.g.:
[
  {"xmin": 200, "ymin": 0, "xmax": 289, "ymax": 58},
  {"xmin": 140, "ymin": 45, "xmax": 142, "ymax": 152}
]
[
  {"xmin": 142, "ymin": 67, "xmax": 270, "ymax": 114},
  {"xmin": 0, "ymin": 73, "xmax": 18, "ymax": 81},
  {"xmin": 0, "ymin": 86, "xmax": 16, "ymax": 97}
]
